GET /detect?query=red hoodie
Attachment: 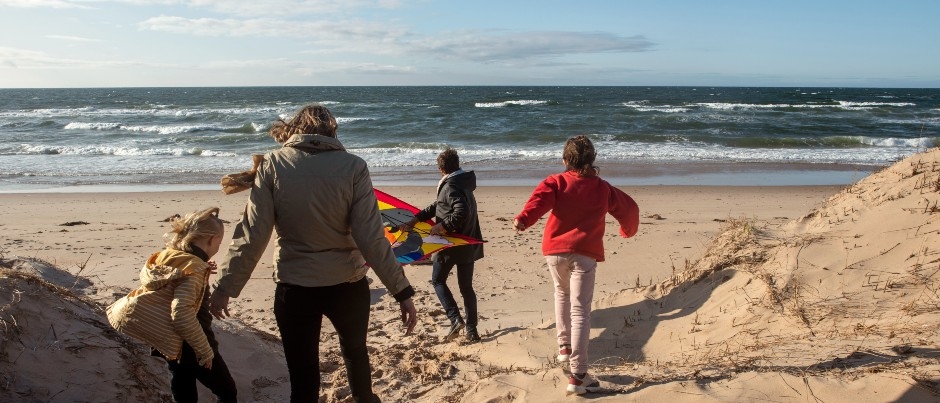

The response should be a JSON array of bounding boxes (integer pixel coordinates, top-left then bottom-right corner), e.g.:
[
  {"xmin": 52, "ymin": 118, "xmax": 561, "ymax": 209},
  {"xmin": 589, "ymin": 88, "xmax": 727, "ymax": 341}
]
[{"xmin": 515, "ymin": 171, "xmax": 639, "ymax": 262}]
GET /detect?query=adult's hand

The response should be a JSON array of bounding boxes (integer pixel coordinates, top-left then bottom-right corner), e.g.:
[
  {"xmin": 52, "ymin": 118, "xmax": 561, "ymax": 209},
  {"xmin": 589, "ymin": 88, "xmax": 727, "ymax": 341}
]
[
  {"xmin": 512, "ymin": 219, "xmax": 526, "ymax": 232},
  {"xmin": 208, "ymin": 291, "xmax": 230, "ymax": 320},
  {"xmin": 399, "ymin": 298, "xmax": 418, "ymax": 335},
  {"xmin": 397, "ymin": 218, "xmax": 417, "ymax": 233},
  {"xmin": 429, "ymin": 222, "xmax": 445, "ymax": 236}
]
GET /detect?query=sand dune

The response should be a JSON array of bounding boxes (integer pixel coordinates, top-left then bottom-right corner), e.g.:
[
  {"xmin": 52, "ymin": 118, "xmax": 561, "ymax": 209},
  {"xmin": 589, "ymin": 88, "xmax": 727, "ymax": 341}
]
[{"xmin": 2, "ymin": 149, "xmax": 939, "ymax": 402}]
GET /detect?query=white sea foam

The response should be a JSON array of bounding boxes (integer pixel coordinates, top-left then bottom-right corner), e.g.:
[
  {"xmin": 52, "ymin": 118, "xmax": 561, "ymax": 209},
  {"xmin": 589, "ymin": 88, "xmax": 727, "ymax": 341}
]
[
  {"xmin": 198, "ymin": 149, "xmax": 239, "ymax": 157},
  {"xmin": 474, "ymin": 100, "xmax": 549, "ymax": 108},
  {"xmin": 63, "ymin": 122, "xmax": 122, "ymax": 130},
  {"xmin": 171, "ymin": 106, "xmax": 284, "ymax": 117},
  {"xmin": 15, "ymin": 144, "xmax": 237, "ymax": 157},
  {"xmin": 837, "ymin": 101, "xmax": 916, "ymax": 108},
  {"xmin": 0, "ymin": 105, "xmax": 293, "ymax": 119},
  {"xmin": 694, "ymin": 101, "xmax": 917, "ymax": 111},
  {"xmin": 337, "ymin": 117, "xmax": 375, "ymax": 124},
  {"xmin": 592, "ymin": 140, "xmax": 904, "ymax": 165},
  {"xmin": 858, "ymin": 137, "xmax": 936, "ymax": 148},
  {"xmin": 64, "ymin": 121, "xmax": 261, "ymax": 134},
  {"xmin": 350, "ymin": 141, "xmax": 912, "ymax": 168},
  {"xmin": 696, "ymin": 102, "xmax": 805, "ymax": 110},
  {"xmin": 621, "ymin": 101, "xmax": 689, "ymax": 113},
  {"xmin": 352, "ymin": 146, "xmax": 557, "ymax": 167}
]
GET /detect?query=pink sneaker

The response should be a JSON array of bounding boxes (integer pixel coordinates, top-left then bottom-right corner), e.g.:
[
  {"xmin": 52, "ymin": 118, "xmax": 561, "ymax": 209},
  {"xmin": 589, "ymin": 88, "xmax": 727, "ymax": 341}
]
[
  {"xmin": 557, "ymin": 344, "xmax": 571, "ymax": 362},
  {"xmin": 566, "ymin": 373, "xmax": 600, "ymax": 395}
]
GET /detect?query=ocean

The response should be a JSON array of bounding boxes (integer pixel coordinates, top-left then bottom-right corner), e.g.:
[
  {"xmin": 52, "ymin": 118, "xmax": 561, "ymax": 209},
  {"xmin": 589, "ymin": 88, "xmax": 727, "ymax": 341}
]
[{"xmin": 0, "ymin": 86, "xmax": 937, "ymax": 192}]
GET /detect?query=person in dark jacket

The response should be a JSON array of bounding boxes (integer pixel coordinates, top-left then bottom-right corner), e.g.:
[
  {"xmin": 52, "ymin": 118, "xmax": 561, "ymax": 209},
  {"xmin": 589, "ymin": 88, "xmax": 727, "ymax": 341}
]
[{"xmin": 401, "ymin": 148, "xmax": 484, "ymax": 342}]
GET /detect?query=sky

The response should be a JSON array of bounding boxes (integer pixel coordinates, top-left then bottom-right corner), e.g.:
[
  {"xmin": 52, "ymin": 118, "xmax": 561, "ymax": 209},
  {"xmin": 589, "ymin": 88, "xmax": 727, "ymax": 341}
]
[{"xmin": 0, "ymin": 0, "xmax": 938, "ymax": 88}]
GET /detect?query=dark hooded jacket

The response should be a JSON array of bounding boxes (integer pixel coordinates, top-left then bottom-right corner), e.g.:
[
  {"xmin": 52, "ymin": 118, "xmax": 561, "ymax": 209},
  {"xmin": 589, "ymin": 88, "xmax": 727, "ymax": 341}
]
[{"xmin": 416, "ymin": 170, "xmax": 484, "ymax": 264}]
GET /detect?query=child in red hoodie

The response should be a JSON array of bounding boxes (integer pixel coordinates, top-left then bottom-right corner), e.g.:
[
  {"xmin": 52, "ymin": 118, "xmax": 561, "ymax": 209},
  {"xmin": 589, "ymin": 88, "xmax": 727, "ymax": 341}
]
[{"xmin": 513, "ymin": 135, "xmax": 639, "ymax": 395}]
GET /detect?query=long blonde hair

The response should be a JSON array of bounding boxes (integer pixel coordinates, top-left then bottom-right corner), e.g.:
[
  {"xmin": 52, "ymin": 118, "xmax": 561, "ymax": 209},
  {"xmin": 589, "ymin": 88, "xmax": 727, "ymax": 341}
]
[
  {"xmin": 164, "ymin": 207, "xmax": 223, "ymax": 252},
  {"xmin": 269, "ymin": 104, "xmax": 338, "ymax": 143}
]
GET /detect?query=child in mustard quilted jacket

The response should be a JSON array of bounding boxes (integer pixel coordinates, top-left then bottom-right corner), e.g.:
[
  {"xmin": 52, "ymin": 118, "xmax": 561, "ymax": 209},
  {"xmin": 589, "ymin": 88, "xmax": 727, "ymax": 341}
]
[{"xmin": 107, "ymin": 207, "xmax": 236, "ymax": 402}]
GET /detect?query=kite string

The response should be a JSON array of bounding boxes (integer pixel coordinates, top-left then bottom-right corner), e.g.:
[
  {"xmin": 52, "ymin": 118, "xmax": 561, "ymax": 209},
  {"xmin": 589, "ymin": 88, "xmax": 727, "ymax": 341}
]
[{"xmin": 381, "ymin": 213, "xmax": 432, "ymax": 236}]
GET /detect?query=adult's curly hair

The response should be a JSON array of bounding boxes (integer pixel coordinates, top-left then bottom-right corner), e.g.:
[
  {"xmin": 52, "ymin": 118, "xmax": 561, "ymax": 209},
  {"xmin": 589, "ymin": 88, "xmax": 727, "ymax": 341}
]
[
  {"xmin": 563, "ymin": 135, "xmax": 598, "ymax": 176},
  {"xmin": 164, "ymin": 207, "xmax": 223, "ymax": 253},
  {"xmin": 437, "ymin": 148, "xmax": 460, "ymax": 174},
  {"xmin": 269, "ymin": 104, "xmax": 338, "ymax": 143}
]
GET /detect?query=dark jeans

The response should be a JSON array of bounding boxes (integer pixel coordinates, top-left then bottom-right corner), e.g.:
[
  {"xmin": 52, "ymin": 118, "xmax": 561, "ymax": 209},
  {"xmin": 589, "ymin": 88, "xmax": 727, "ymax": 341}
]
[
  {"xmin": 431, "ymin": 260, "xmax": 477, "ymax": 328},
  {"xmin": 273, "ymin": 278, "xmax": 379, "ymax": 403},
  {"xmin": 166, "ymin": 341, "xmax": 237, "ymax": 403}
]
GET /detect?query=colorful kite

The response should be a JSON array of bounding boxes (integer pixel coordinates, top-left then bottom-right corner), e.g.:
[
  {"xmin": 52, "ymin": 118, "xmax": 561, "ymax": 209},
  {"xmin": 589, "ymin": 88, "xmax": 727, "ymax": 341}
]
[{"xmin": 374, "ymin": 188, "xmax": 483, "ymax": 264}]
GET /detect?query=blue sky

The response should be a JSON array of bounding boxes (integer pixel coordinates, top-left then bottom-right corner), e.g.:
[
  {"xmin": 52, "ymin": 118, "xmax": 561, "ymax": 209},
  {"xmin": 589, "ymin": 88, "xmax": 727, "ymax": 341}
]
[{"xmin": 0, "ymin": 0, "xmax": 937, "ymax": 88}]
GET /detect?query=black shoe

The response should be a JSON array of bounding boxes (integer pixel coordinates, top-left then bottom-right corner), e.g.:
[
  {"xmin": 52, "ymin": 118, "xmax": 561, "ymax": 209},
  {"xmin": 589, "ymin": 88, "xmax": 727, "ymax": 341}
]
[
  {"xmin": 445, "ymin": 320, "xmax": 465, "ymax": 341},
  {"xmin": 466, "ymin": 327, "xmax": 481, "ymax": 342}
]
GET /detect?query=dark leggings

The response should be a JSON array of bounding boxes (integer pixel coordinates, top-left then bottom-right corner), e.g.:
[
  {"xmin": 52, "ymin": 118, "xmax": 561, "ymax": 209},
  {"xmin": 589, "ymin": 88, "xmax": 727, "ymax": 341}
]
[
  {"xmin": 166, "ymin": 341, "xmax": 237, "ymax": 403},
  {"xmin": 431, "ymin": 260, "xmax": 477, "ymax": 328},
  {"xmin": 273, "ymin": 278, "xmax": 379, "ymax": 403}
]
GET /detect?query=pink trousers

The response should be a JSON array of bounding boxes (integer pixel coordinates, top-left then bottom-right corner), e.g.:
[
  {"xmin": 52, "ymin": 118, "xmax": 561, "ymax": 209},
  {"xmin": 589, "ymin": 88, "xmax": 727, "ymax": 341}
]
[{"xmin": 546, "ymin": 253, "xmax": 597, "ymax": 374}]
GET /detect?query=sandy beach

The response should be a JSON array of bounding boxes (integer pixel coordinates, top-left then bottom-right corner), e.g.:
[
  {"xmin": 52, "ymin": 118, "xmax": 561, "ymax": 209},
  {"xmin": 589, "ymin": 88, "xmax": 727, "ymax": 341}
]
[{"xmin": 3, "ymin": 150, "xmax": 940, "ymax": 402}]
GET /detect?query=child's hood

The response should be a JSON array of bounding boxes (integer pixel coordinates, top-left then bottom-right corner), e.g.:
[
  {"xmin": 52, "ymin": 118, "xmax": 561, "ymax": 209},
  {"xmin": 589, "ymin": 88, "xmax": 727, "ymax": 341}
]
[{"xmin": 139, "ymin": 249, "xmax": 210, "ymax": 290}]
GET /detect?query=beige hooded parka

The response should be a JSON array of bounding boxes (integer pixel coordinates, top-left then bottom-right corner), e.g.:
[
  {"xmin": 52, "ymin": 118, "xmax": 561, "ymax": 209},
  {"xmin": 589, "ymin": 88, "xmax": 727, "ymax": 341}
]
[{"xmin": 214, "ymin": 134, "xmax": 413, "ymax": 301}]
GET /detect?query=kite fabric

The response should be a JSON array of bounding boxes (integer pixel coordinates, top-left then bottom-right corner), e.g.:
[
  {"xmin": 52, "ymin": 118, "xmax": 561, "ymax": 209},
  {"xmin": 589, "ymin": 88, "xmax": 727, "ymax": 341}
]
[{"xmin": 374, "ymin": 188, "xmax": 483, "ymax": 264}]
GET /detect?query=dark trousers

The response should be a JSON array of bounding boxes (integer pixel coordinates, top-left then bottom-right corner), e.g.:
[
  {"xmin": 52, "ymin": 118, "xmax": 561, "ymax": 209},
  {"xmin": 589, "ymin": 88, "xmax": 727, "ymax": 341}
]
[
  {"xmin": 166, "ymin": 341, "xmax": 237, "ymax": 403},
  {"xmin": 431, "ymin": 260, "xmax": 477, "ymax": 328},
  {"xmin": 273, "ymin": 278, "xmax": 378, "ymax": 403}
]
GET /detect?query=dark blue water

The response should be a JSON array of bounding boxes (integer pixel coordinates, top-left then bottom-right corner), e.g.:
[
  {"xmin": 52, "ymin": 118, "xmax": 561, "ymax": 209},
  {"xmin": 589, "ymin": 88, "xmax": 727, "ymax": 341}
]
[{"xmin": 0, "ymin": 86, "xmax": 937, "ymax": 190}]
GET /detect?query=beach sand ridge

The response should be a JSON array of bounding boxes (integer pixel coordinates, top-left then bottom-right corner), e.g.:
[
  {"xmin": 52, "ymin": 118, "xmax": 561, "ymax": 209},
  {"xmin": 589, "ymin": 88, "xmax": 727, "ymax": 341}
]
[{"xmin": 3, "ymin": 149, "xmax": 940, "ymax": 401}]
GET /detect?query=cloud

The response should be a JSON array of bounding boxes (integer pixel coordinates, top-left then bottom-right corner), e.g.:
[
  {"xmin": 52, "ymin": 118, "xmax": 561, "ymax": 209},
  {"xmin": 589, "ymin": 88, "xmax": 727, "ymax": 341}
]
[
  {"xmin": 0, "ymin": 0, "xmax": 90, "ymax": 8},
  {"xmin": 343, "ymin": 62, "xmax": 414, "ymax": 74},
  {"xmin": 197, "ymin": 58, "xmax": 295, "ymax": 69},
  {"xmin": 176, "ymin": 0, "xmax": 400, "ymax": 16},
  {"xmin": 0, "ymin": 47, "xmax": 63, "ymax": 68},
  {"xmin": 194, "ymin": 58, "xmax": 413, "ymax": 75},
  {"xmin": 290, "ymin": 61, "xmax": 415, "ymax": 76},
  {"xmin": 0, "ymin": 46, "xmax": 152, "ymax": 69},
  {"xmin": 6, "ymin": 0, "xmax": 401, "ymax": 15},
  {"xmin": 411, "ymin": 31, "xmax": 655, "ymax": 63},
  {"xmin": 139, "ymin": 15, "xmax": 653, "ymax": 66},
  {"xmin": 45, "ymin": 35, "xmax": 102, "ymax": 42},
  {"xmin": 138, "ymin": 15, "xmax": 409, "ymax": 43}
]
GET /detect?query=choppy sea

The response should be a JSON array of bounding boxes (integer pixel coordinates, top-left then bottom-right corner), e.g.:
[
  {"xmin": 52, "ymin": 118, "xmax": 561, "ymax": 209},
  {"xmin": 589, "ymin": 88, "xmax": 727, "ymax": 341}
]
[{"xmin": 0, "ymin": 86, "xmax": 937, "ymax": 191}]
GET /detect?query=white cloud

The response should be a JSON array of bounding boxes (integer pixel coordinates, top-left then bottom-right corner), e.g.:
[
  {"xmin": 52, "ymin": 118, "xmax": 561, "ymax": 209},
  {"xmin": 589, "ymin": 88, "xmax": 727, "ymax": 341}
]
[
  {"xmin": 194, "ymin": 58, "xmax": 412, "ymax": 75},
  {"xmin": 138, "ymin": 15, "xmax": 653, "ymax": 65},
  {"xmin": 411, "ymin": 31, "xmax": 655, "ymax": 63},
  {"xmin": 343, "ymin": 62, "xmax": 414, "ymax": 74},
  {"xmin": 0, "ymin": 46, "xmax": 153, "ymax": 69},
  {"xmin": 177, "ymin": 0, "xmax": 398, "ymax": 16},
  {"xmin": 285, "ymin": 61, "xmax": 416, "ymax": 76},
  {"xmin": 138, "ymin": 15, "xmax": 409, "ymax": 42},
  {"xmin": 0, "ymin": 0, "xmax": 90, "ymax": 8},
  {"xmin": 197, "ymin": 58, "xmax": 294, "ymax": 69},
  {"xmin": 0, "ymin": 47, "xmax": 64, "ymax": 68},
  {"xmin": 7, "ymin": 0, "xmax": 402, "ymax": 15},
  {"xmin": 45, "ymin": 34, "xmax": 102, "ymax": 42}
]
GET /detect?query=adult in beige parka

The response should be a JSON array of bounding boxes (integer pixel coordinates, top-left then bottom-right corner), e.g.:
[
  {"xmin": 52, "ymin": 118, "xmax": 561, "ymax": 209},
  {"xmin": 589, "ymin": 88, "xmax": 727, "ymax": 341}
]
[{"xmin": 208, "ymin": 104, "xmax": 417, "ymax": 403}]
